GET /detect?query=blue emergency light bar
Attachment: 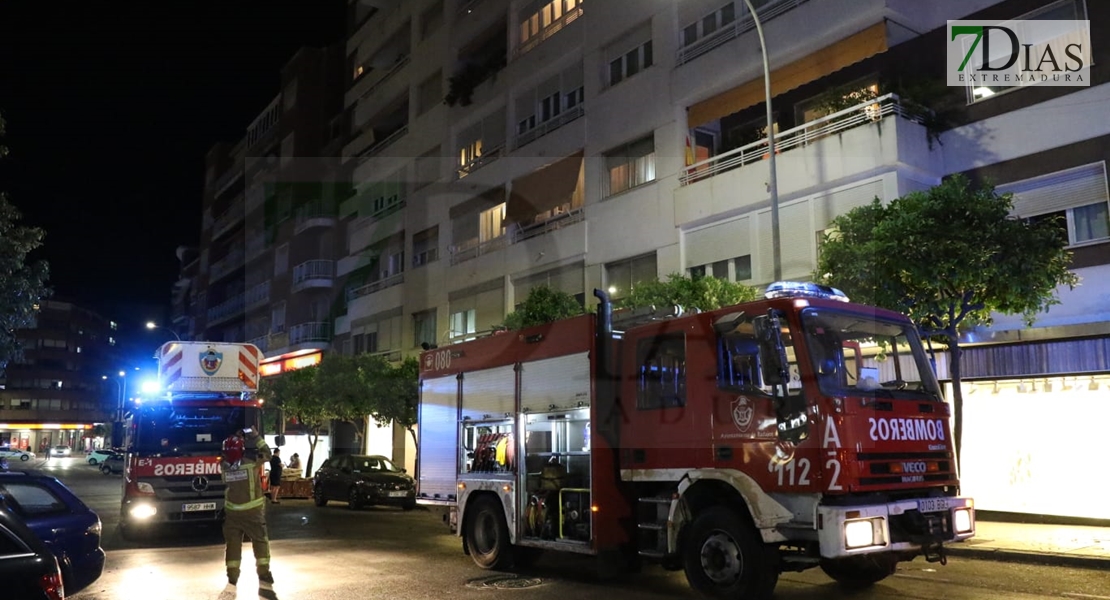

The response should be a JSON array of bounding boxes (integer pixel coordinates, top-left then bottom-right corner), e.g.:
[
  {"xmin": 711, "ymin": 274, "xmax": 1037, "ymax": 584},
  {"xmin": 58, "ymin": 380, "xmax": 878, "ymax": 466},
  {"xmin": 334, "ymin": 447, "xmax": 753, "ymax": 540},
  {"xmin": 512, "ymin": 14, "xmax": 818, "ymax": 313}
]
[{"xmin": 764, "ymin": 281, "xmax": 850, "ymax": 302}]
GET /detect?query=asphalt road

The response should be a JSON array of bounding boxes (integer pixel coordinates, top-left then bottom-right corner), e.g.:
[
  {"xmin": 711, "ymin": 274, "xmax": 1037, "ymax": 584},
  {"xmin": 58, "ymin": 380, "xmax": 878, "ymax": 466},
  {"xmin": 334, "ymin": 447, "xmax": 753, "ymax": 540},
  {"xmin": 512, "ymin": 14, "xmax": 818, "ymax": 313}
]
[{"xmin": 25, "ymin": 456, "xmax": 1110, "ymax": 600}]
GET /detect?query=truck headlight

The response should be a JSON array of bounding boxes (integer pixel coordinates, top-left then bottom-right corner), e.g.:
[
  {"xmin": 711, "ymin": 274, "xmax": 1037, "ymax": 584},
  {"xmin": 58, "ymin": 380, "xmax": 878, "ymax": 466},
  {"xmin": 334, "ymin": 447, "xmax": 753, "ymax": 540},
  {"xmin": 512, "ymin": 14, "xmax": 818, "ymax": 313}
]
[
  {"xmin": 136, "ymin": 481, "xmax": 155, "ymax": 494},
  {"xmin": 130, "ymin": 504, "xmax": 157, "ymax": 520},
  {"xmin": 953, "ymin": 508, "xmax": 974, "ymax": 534},
  {"xmin": 844, "ymin": 518, "xmax": 884, "ymax": 549}
]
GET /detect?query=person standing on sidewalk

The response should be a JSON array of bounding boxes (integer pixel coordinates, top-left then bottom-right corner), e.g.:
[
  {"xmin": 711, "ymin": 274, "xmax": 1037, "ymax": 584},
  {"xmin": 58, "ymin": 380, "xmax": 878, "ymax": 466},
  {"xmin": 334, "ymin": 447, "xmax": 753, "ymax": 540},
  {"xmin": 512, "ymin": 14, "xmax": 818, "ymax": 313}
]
[
  {"xmin": 268, "ymin": 448, "xmax": 283, "ymax": 504},
  {"xmin": 220, "ymin": 428, "xmax": 275, "ymax": 586}
]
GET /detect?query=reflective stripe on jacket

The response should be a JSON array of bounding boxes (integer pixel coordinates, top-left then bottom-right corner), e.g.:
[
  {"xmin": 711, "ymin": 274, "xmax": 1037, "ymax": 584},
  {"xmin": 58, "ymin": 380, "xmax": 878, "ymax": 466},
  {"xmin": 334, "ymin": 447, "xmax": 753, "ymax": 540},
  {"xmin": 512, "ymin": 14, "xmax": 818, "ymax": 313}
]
[{"xmin": 222, "ymin": 437, "xmax": 272, "ymax": 511}]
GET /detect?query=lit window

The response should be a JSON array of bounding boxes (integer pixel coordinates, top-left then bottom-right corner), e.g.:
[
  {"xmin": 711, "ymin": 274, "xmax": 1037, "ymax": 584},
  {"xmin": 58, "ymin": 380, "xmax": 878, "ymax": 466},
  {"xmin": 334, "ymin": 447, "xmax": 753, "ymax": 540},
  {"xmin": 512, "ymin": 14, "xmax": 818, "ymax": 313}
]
[{"xmin": 603, "ymin": 135, "xmax": 656, "ymax": 197}]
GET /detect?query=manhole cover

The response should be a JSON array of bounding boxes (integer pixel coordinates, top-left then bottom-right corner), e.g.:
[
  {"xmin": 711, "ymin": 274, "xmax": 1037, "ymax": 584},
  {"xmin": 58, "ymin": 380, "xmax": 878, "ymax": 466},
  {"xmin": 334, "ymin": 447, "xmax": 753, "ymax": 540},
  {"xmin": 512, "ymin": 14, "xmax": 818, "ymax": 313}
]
[{"xmin": 466, "ymin": 574, "xmax": 545, "ymax": 589}]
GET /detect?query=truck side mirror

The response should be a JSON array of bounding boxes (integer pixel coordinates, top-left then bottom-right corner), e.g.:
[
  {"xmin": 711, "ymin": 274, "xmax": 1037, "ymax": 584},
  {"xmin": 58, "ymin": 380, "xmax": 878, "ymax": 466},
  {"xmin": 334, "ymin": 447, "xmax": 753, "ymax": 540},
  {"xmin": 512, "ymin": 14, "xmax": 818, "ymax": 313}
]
[{"xmin": 753, "ymin": 315, "xmax": 787, "ymax": 385}]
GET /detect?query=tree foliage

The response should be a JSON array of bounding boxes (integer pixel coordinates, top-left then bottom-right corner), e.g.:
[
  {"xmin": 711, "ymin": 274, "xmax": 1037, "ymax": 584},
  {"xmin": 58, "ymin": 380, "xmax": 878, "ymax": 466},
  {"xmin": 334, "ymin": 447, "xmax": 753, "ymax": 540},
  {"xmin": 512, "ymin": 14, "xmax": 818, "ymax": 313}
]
[
  {"xmin": 0, "ymin": 111, "xmax": 51, "ymax": 373},
  {"xmin": 259, "ymin": 366, "xmax": 327, "ymax": 474},
  {"xmin": 815, "ymin": 174, "xmax": 1078, "ymax": 461},
  {"xmin": 623, "ymin": 273, "xmax": 761, "ymax": 312},
  {"xmin": 502, "ymin": 285, "xmax": 584, "ymax": 330}
]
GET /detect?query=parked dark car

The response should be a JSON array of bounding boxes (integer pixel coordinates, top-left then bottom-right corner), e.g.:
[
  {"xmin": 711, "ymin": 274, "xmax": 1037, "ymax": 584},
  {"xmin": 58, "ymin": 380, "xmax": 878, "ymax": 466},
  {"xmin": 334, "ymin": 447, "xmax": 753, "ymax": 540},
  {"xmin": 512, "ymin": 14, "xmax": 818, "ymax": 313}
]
[
  {"xmin": 0, "ymin": 501, "xmax": 65, "ymax": 600},
  {"xmin": 0, "ymin": 467, "xmax": 105, "ymax": 594},
  {"xmin": 99, "ymin": 453, "xmax": 125, "ymax": 475},
  {"xmin": 313, "ymin": 454, "xmax": 416, "ymax": 510}
]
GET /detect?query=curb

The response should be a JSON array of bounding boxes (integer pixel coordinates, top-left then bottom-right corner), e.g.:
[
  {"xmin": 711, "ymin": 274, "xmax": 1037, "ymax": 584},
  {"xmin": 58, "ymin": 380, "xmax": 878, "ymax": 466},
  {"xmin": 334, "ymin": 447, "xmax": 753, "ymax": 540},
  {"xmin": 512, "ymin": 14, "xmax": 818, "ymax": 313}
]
[{"xmin": 946, "ymin": 545, "xmax": 1110, "ymax": 570}]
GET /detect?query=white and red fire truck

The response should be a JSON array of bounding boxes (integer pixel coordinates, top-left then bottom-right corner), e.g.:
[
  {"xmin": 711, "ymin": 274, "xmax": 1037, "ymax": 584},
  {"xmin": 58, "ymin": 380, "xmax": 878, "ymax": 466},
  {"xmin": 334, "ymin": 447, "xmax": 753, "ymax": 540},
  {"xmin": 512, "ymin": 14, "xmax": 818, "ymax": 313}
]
[
  {"xmin": 417, "ymin": 282, "xmax": 974, "ymax": 599},
  {"xmin": 118, "ymin": 342, "xmax": 264, "ymax": 538}
]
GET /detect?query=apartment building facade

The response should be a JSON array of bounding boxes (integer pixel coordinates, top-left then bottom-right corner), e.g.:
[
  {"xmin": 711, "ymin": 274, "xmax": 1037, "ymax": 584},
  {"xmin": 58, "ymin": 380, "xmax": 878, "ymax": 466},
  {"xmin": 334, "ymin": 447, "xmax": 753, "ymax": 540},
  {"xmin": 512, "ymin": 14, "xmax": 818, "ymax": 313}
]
[
  {"xmin": 0, "ymin": 299, "xmax": 119, "ymax": 453},
  {"xmin": 328, "ymin": 0, "xmax": 1107, "ymax": 518}
]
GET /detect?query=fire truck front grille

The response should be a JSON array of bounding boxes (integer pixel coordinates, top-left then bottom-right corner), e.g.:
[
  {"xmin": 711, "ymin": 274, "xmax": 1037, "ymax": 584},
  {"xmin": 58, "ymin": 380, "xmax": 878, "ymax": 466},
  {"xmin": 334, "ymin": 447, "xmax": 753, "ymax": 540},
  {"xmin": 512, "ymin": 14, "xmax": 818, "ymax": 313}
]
[
  {"xmin": 856, "ymin": 451, "xmax": 955, "ymax": 487},
  {"xmin": 888, "ymin": 508, "xmax": 955, "ymax": 543},
  {"xmin": 157, "ymin": 476, "xmax": 226, "ymax": 498}
]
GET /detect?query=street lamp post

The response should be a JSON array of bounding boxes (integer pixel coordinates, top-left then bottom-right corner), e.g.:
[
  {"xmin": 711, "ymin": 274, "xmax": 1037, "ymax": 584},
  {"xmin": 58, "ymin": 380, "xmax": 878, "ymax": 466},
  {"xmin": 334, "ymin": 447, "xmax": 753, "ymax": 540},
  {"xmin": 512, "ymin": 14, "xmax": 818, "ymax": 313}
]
[
  {"xmin": 146, "ymin": 321, "xmax": 181, "ymax": 342},
  {"xmin": 741, "ymin": 0, "xmax": 781, "ymax": 281},
  {"xmin": 102, "ymin": 371, "xmax": 126, "ymax": 422}
]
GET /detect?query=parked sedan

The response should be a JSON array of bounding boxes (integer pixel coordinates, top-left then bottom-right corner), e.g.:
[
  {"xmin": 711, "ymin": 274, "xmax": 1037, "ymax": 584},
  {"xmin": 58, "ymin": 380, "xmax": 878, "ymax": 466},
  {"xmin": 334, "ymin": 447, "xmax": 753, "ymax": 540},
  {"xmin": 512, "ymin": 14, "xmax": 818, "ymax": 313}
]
[
  {"xmin": 0, "ymin": 501, "xmax": 66, "ymax": 600},
  {"xmin": 313, "ymin": 454, "xmax": 416, "ymax": 510},
  {"xmin": 0, "ymin": 468, "xmax": 105, "ymax": 594},
  {"xmin": 86, "ymin": 449, "xmax": 117, "ymax": 466},
  {"xmin": 0, "ymin": 448, "xmax": 36, "ymax": 462},
  {"xmin": 100, "ymin": 453, "xmax": 124, "ymax": 475}
]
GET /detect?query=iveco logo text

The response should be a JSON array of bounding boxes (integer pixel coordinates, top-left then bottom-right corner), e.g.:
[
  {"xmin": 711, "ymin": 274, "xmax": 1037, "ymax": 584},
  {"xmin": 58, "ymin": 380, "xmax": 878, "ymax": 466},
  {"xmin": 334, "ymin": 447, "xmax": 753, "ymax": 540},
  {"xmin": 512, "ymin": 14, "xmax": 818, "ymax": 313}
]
[
  {"xmin": 153, "ymin": 461, "xmax": 222, "ymax": 476},
  {"xmin": 901, "ymin": 462, "xmax": 928, "ymax": 474},
  {"xmin": 868, "ymin": 418, "xmax": 945, "ymax": 442}
]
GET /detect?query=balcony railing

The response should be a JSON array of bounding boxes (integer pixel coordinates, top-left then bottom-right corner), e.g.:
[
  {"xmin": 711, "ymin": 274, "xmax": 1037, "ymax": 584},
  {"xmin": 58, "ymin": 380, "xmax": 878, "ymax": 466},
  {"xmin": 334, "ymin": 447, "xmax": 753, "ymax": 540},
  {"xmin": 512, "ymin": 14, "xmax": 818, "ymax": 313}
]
[
  {"xmin": 680, "ymin": 93, "xmax": 917, "ymax": 186},
  {"xmin": 514, "ymin": 104, "xmax": 584, "ymax": 150},
  {"xmin": 365, "ymin": 348, "xmax": 403, "ymax": 363},
  {"xmin": 289, "ymin": 322, "xmax": 332, "ymax": 345},
  {"xmin": 209, "ymin": 248, "xmax": 245, "ymax": 281},
  {"xmin": 212, "ymin": 203, "xmax": 244, "ymax": 238},
  {"xmin": 292, "ymin": 259, "xmax": 335, "ymax": 285},
  {"xmin": 246, "ymin": 234, "xmax": 266, "ymax": 262},
  {"xmin": 248, "ymin": 335, "xmax": 268, "ymax": 353},
  {"xmin": 294, "ymin": 204, "xmax": 337, "ymax": 234},
  {"xmin": 359, "ymin": 126, "xmax": 409, "ymax": 158},
  {"xmin": 207, "ymin": 293, "xmax": 245, "ymax": 324},
  {"xmin": 676, "ymin": 0, "xmax": 811, "ymax": 66},
  {"xmin": 245, "ymin": 281, "xmax": 271, "ymax": 310},
  {"xmin": 449, "ymin": 207, "xmax": 584, "ymax": 265},
  {"xmin": 515, "ymin": 5, "xmax": 583, "ymax": 58},
  {"xmin": 359, "ymin": 55, "xmax": 411, "ymax": 102},
  {"xmin": 347, "ymin": 273, "xmax": 405, "ymax": 301},
  {"xmin": 457, "ymin": 143, "xmax": 504, "ymax": 179}
]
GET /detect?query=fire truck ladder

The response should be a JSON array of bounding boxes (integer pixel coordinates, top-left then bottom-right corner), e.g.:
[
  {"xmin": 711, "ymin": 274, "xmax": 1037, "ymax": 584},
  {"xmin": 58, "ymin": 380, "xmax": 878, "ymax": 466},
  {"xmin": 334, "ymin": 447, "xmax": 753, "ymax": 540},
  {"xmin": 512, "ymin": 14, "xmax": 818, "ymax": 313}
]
[{"xmin": 636, "ymin": 496, "xmax": 673, "ymax": 559}]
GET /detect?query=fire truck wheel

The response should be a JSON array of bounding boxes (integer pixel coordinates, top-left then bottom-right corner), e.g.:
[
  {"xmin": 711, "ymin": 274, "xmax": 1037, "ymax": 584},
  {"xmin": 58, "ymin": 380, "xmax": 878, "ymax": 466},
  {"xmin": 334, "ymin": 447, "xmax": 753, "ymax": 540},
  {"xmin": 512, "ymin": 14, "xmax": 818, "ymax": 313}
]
[
  {"xmin": 819, "ymin": 554, "xmax": 897, "ymax": 587},
  {"xmin": 465, "ymin": 496, "xmax": 513, "ymax": 570},
  {"xmin": 683, "ymin": 506, "xmax": 777, "ymax": 600}
]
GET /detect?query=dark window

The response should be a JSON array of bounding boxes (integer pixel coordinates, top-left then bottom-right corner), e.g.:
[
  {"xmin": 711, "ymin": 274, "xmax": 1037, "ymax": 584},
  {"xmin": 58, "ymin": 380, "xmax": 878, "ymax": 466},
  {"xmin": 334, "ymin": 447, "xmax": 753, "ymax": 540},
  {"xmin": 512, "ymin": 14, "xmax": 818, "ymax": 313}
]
[
  {"xmin": 636, "ymin": 333, "xmax": 687, "ymax": 409},
  {"xmin": 718, "ymin": 335, "xmax": 763, "ymax": 390}
]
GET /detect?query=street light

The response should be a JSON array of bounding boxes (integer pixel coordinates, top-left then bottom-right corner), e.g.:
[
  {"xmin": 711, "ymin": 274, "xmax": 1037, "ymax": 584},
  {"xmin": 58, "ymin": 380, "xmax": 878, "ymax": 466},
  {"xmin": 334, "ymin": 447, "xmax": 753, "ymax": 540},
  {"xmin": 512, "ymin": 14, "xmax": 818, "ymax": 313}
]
[
  {"xmin": 741, "ymin": 0, "xmax": 781, "ymax": 281},
  {"xmin": 146, "ymin": 321, "xmax": 181, "ymax": 341}
]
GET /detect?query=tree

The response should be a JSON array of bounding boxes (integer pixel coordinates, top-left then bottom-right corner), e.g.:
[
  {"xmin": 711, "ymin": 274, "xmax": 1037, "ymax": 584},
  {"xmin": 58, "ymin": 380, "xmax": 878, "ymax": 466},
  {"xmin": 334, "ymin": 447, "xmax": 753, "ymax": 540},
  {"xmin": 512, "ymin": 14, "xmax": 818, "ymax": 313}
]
[
  {"xmin": 316, "ymin": 353, "xmax": 377, "ymax": 447},
  {"xmin": 259, "ymin": 366, "xmax": 328, "ymax": 475},
  {"xmin": 502, "ymin": 285, "xmax": 584, "ymax": 330},
  {"xmin": 0, "ymin": 112, "xmax": 51, "ymax": 373},
  {"xmin": 623, "ymin": 273, "xmax": 761, "ymax": 312},
  {"xmin": 815, "ymin": 175, "xmax": 1078, "ymax": 462},
  {"xmin": 368, "ymin": 357, "xmax": 420, "ymax": 454}
]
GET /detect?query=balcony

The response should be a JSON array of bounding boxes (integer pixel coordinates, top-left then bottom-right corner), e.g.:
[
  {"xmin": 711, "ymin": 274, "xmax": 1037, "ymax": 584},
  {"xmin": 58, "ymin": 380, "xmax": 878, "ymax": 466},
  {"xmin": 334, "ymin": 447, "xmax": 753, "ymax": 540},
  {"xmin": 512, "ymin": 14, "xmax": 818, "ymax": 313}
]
[
  {"xmin": 449, "ymin": 207, "xmax": 584, "ymax": 265},
  {"xmin": 675, "ymin": 93, "xmax": 941, "ymax": 226},
  {"xmin": 292, "ymin": 260, "xmax": 336, "ymax": 292},
  {"xmin": 209, "ymin": 247, "xmax": 245, "ymax": 282},
  {"xmin": 515, "ymin": 3, "xmax": 583, "ymax": 59},
  {"xmin": 289, "ymin": 322, "xmax": 332, "ymax": 345},
  {"xmin": 676, "ymin": 0, "xmax": 811, "ymax": 66},
  {"xmin": 346, "ymin": 273, "xmax": 404, "ymax": 301},
  {"xmin": 514, "ymin": 104, "xmax": 584, "ymax": 150},
  {"xmin": 294, "ymin": 204, "xmax": 338, "ymax": 234},
  {"xmin": 245, "ymin": 233, "xmax": 267, "ymax": 262},
  {"xmin": 207, "ymin": 293, "xmax": 245, "ymax": 325},
  {"xmin": 248, "ymin": 335, "xmax": 269, "ymax": 354},
  {"xmin": 358, "ymin": 125, "xmax": 409, "ymax": 159},
  {"xmin": 244, "ymin": 281, "xmax": 271, "ymax": 311},
  {"xmin": 212, "ymin": 201, "xmax": 244, "ymax": 239},
  {"xmin": 457, "ymin": 143, "xmax": 504, "ymax": 179}
]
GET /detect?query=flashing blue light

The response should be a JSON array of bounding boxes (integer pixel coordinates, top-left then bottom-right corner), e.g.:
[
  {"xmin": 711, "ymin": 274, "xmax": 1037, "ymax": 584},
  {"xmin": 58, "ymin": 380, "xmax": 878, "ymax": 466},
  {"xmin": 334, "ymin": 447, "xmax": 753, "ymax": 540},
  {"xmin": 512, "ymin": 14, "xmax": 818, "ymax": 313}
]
[
  {"xmin": 140, "ymin": 379, "xmax": 162, "ymax": 394},
  {"xmin": 764, "ymin": 281, "xmax": 850, "ymax": 302}
]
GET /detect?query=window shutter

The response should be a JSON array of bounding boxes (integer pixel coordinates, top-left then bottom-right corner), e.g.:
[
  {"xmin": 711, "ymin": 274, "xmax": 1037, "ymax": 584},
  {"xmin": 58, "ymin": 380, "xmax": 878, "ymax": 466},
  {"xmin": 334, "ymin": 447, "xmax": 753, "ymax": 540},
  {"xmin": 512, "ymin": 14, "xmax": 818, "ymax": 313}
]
[
  {"xmin": 998, "ymin": 162, "xmax": 1109, "ymax": 217},
  {"xmin": 685, "ymin": 216, "xmax": 751, "ymax": 267}
]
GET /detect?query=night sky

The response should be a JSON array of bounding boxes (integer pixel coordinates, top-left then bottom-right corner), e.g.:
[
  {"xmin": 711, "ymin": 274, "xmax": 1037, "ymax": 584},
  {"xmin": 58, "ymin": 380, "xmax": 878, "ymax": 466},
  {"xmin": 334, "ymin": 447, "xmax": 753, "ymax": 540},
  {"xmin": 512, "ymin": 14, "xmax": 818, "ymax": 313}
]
[{"xmin": 0, "ymin": 3, "xmax": 345, "ymax": 344}]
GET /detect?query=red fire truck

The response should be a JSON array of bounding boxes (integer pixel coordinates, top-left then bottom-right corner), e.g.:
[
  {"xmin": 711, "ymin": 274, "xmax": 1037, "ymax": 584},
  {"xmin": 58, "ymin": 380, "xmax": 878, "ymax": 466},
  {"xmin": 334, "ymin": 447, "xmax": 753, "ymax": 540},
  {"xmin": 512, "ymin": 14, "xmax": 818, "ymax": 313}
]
[
  {"xmin": 417, "ymin": 282, "xmax": 974, "ymax": 599},
  {"xmin": 118, "ymin": 342, "xmax": 265, "ymax": 538}
]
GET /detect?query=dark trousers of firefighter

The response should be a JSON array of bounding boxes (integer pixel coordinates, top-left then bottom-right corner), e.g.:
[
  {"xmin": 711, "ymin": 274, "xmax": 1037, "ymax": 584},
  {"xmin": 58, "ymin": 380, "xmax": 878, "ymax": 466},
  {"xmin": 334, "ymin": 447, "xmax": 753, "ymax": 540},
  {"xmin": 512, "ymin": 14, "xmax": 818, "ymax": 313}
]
[{"xmin": 223, "ymin": 506, "xmax": 270, "ymax": 577}]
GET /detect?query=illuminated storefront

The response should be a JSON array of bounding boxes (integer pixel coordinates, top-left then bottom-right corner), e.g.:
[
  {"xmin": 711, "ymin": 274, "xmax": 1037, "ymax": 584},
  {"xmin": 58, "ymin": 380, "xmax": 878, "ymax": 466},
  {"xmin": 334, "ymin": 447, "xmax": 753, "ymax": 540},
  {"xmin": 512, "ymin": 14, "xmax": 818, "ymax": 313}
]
[{"xmin": 259, "ymin": 350, "xmax": 323, "ymax": 377}]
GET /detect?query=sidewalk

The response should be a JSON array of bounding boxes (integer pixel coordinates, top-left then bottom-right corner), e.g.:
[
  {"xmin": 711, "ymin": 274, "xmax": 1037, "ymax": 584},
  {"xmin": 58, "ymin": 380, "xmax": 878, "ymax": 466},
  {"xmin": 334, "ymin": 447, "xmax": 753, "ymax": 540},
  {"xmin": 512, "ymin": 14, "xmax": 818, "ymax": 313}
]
[{"xmin": 947, "ymin": 519, "xmax": 1110, "ymax": 569}]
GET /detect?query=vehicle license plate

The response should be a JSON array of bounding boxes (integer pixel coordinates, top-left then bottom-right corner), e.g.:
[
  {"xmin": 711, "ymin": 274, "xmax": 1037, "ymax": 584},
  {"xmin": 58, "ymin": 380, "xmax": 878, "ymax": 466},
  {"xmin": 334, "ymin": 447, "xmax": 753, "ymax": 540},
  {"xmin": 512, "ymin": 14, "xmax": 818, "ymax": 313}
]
[
  {"xmin": 183, "ymin": 502, "xmax": 217, "ymax": 512},
  {"xmin": 917, "ymin": 498, "xmax": 950, "ymax": 513},
  {"xmin": 388, "ymin": 491, "xmax": 409, "ymax": 498}
]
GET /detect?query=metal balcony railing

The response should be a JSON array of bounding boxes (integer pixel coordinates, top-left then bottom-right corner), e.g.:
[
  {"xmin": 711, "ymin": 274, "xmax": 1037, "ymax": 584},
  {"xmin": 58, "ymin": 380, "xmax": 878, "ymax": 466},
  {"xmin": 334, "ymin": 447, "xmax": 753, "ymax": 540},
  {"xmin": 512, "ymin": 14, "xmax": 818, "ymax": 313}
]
[
  {"xmin": 359, "ymin": 126, "xmax": 409, "ymax": 158},
  {"xmin": 679, "ymin": 93, "xmax": 919, "ymax": 186},
  {"xmin": 515, "ymin": 5, "xmax": 583, "ymax": 58},
  {"xmin": 346, "ymin": 273, "xmax": 404, "ymax": 301},
  {"xmin": 206, "ymin": 293, "xmax": 245, "ymax": 324},
  {"xmin": 209, "ymin": 248, "xmax": 245, "ymax": 281},
  {"xmin": 675, "ymin": 0, "xmax": 811, "ymax": 66},
  {"xmin": 292, "ymin": 260, "xmax": 336, "ymax": 285},
  {"xmin": 514, "ymin": 104, "xmax": 584, "ymax": 150},
  {"xmin": 358, "ymin": 55, "xmax": 411, "ymax": 102},
  {"xmin": 289, "ymin": 322, "xmax": 332, "ymax": 345},
  {"xmin": 449, "ymin": 207, "xmax": 584, "ymax": 265},
  {"xmin": 244, "ymin": 281, "xmax": 271, "ymax": 309},
  {"xmin": 456, "ymin": 143, "xmax": 504, "ymax": 179}
]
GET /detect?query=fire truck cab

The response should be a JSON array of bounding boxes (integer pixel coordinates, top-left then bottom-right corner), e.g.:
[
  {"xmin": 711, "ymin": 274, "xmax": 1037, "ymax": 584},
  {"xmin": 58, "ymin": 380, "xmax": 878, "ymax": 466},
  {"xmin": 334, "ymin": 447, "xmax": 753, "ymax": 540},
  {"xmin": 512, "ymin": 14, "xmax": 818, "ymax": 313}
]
[{"xmin": 417, "ymin": 282, "xmax": 974, "ymax": 599}]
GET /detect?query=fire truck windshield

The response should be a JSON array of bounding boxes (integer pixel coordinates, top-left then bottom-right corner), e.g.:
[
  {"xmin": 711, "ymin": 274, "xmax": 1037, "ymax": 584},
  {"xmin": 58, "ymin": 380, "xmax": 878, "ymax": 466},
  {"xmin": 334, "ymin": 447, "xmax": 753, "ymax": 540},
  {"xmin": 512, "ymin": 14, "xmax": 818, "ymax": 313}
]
[
  {"xmin": 800, "ymin": 308, "xmax": 942, "ymax": 401},
  {"xmin": 132, "ymin": 405, "xmax": 247, "ymax": 456}
]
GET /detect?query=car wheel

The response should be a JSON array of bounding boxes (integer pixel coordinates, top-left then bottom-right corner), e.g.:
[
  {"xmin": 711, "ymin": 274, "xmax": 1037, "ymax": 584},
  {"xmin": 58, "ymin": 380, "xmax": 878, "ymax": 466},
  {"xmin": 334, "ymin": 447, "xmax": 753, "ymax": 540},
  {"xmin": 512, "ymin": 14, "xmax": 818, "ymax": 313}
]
[
  {"xmin": 313, "ymin": 485, "xmax": 328, "ymax": 507},
  {"xmin": 88, "ymin": 458, "xmax": 99, "ymax": 465},
  {"xmin": 20, "ymin": 454, "xmax": 30, "ymax": 461},
  {"xmin": 101, "ymin": 464, "xmax": 111, "ymax": 475},
  {"xmin": 347, "ymin": 487, "xmax": 364, "ymax": 510}
]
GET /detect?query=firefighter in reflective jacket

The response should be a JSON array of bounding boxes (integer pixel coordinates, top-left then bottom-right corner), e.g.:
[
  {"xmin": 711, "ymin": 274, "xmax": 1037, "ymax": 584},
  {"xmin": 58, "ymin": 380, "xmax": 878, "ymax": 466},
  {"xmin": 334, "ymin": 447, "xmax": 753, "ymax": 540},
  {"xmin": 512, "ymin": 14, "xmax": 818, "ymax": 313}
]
[{"xmin": 220, "ymin": 428, "xmax": 274, "ymax": 586}]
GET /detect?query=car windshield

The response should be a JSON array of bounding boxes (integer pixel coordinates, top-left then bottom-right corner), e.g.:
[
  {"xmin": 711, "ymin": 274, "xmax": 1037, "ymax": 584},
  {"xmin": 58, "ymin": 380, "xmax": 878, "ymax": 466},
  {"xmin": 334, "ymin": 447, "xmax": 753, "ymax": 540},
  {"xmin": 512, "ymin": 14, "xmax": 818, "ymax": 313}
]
[
  {"xmin": 350, "ymin": 456, "xmax": 403, "ymax": 473},
  {"xmin": 799, "ymin": 307, "xmax": 942, "ymax": 401},
  {"xmin": 131, "ymin": 404, "xmax": 246, "ymax": 455}
]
